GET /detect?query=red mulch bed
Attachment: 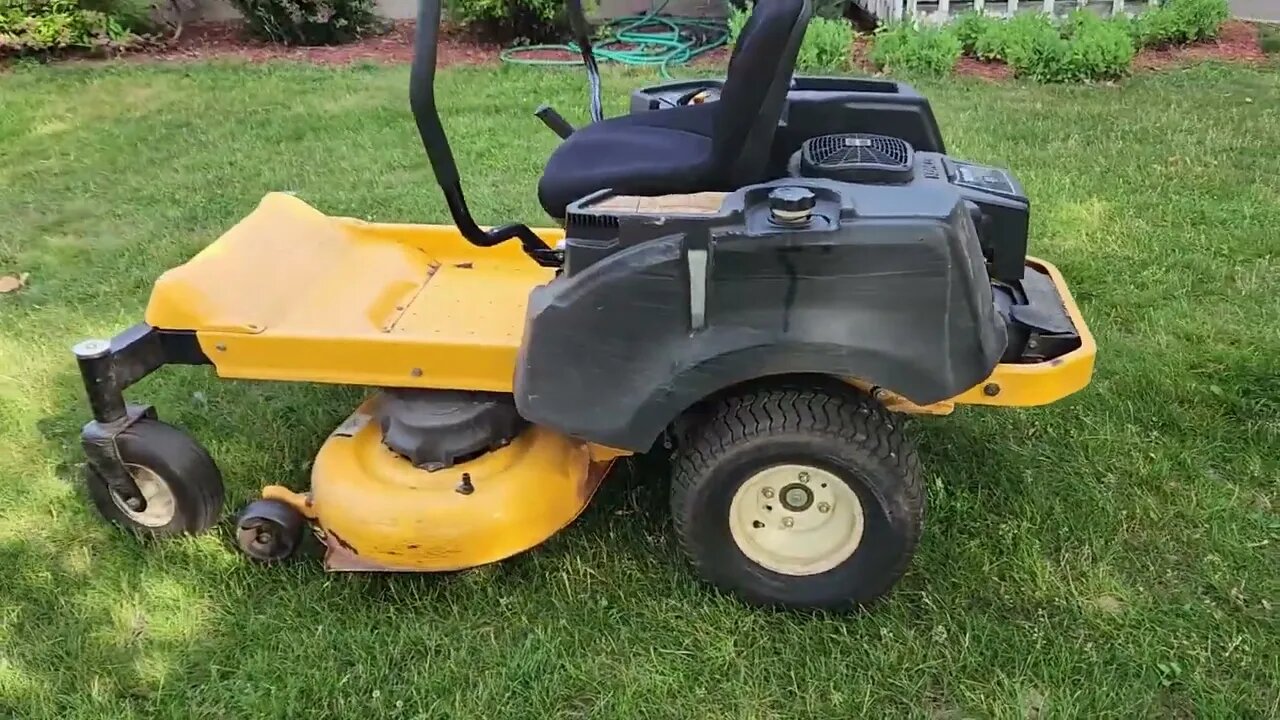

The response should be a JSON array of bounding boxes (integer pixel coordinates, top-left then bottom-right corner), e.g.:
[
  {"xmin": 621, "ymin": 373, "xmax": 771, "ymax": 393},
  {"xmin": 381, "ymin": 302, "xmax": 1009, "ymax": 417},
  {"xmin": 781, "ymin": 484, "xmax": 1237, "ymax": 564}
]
[
  {"xmin": 135, "ymin": 20, "xmax": 495, "ymax": 66},
  {"xmin": 25, "ymin": 18, "xmax": 1269, "ymax": 77},
  {"xmin": 1132, "ymin": 20, "xmax": 1266, "ymax": 71},
  {"xmin": 138, "ymin": 21, "xmax": 736, "ymax": 68},
  {"xmin": 954, "ymin": 56, "xmax": 1014, "ymax": 81},
  {"xmin": 950, "ymin": 20, "xmax": 1266, "ymax": 81}
]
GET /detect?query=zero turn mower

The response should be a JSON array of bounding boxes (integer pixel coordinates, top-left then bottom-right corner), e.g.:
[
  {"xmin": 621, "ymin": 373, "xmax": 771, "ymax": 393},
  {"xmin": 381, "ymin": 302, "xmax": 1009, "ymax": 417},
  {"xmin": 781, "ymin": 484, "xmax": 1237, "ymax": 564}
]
[{"xmin": 72, "ymin": 0, "xmax": 1094, "ymax": 608}]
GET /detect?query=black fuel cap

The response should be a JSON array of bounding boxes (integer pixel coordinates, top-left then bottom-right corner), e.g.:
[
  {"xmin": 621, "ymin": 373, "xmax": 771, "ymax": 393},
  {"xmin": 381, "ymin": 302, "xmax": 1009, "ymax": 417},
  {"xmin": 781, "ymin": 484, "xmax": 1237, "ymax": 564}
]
[{"xmin": 768, "ymin": 186, "xmax": 816, "ymax": 226}]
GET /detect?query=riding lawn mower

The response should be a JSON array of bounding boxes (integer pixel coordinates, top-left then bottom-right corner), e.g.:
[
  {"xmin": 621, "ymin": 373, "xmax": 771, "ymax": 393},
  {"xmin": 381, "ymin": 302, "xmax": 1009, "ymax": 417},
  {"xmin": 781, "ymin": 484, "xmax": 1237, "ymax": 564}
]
[{"xmin": 72, "ymin": 0, "xmax": 1094, "ymax": 609}]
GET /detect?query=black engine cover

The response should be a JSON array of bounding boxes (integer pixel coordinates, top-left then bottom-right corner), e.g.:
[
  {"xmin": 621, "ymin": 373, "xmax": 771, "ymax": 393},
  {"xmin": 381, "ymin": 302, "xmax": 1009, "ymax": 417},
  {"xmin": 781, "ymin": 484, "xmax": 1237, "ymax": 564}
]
[
  {"xmin": 523, "ymin": 179, "xmax": 1008, "ymax": 453},
  {"xmin": 377, "ymin": 390, "xmax": 526, "ymax": 471}
]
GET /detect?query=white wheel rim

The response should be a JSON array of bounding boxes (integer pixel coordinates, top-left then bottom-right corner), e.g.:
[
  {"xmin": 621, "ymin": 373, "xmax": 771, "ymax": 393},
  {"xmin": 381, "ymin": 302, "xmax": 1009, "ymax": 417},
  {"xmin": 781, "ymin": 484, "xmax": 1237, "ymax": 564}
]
[
  {"xmin": 109, "ymin": 464, "xmax": 177, "ymax": 528},
  {"xmin": 728, "ymin": 464, "xmax": 865, "ymax": 576}
]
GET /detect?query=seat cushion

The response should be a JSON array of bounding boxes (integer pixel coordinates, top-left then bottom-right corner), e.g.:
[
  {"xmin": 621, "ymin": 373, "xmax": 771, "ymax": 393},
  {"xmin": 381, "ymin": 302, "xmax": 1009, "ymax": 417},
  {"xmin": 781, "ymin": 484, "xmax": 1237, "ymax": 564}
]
[{"xmin": 538, "ymin": 114, "xmax": 716, "ymax": 218}]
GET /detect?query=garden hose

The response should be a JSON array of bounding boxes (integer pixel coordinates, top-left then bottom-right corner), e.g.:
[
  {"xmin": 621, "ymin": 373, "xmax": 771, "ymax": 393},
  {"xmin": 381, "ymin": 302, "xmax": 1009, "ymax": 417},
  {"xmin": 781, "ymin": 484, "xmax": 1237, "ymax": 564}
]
[{"xmin": 499, "ymin": 0, "xmax": 730, "ymax": 78}]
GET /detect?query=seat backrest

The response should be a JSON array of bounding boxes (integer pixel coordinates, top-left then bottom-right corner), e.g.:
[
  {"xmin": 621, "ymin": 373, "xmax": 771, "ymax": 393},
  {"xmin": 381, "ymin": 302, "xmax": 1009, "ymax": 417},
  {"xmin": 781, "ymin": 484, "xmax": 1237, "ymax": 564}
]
[{"xmin": 711, "ymin": 0, "xmax": 813, "ymax": 185}]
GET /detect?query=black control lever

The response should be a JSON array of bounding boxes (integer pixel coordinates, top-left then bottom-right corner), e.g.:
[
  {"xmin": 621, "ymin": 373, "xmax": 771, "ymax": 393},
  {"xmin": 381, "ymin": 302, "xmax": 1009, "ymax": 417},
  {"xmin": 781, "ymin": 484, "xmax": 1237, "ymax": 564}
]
[
  {"xmin": 409, "ymin": 0, "xmax": 559, "ymax": 267},
  {"xmin": 535, "ymin": 104, "xmax": 575, "ymax": 139}
]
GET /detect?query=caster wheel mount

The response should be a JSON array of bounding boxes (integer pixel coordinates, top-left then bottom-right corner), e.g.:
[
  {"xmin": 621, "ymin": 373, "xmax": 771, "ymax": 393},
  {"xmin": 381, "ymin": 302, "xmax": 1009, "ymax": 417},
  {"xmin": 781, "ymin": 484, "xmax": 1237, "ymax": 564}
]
[{"xmin": 236, "ymin": 499, "xmax": 306, "ymax": 563}]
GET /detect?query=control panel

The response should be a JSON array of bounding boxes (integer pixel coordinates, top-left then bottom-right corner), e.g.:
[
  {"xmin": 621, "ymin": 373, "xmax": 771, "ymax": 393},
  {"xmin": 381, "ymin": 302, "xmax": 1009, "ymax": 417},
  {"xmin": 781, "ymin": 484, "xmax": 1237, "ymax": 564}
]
[
  {"xmin": 943, "ymin": 157, "xmax": 1029, "ymax": 283},
  {"xmin": 951, "ymin": 162, "xmax": 1021, "ymax": 198}
]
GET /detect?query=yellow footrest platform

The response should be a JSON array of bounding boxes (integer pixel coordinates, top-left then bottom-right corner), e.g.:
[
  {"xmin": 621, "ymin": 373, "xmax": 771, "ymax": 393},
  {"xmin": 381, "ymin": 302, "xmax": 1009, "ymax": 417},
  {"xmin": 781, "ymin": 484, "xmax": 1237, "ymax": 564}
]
[{"xmin": 145, "ymin": 193, "xmax": 562, "ymax": 392}]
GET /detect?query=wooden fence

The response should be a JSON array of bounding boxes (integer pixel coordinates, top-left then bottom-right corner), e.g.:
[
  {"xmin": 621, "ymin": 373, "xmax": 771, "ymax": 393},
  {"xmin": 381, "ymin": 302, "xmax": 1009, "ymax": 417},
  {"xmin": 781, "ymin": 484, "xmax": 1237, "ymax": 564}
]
[{"xmin": 858, "ymin": 0, "xmax": 1164, "ymax": 22}]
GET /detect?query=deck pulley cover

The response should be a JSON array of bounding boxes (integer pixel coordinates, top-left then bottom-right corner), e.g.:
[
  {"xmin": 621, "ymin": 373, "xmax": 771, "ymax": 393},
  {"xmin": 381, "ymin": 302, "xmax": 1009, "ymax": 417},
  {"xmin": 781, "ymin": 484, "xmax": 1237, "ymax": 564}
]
[{"xmin": 377, "ymin": 390, "xmax": 527, "ymax": 471}]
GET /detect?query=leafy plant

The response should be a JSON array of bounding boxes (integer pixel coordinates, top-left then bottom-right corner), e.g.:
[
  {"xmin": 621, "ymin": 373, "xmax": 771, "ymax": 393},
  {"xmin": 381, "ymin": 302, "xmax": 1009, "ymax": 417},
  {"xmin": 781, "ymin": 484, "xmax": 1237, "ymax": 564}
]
[
  {"xmin": 796, "ymin": 14, "xmax": 855, "ymax": 71},
  {"xmin": 446, "ymin": 0, "xmax": 568, "ymax": 43},
  {"xmin": 1259, "ymin": 23, "xmax": 1280, "ymax": 56},
  {"xmin": 868, "ymin": 21, "xmax": 962, "ymax": 78},
  {"xmin": 964, "ymin": 10, "xmax": 1135, "ymax": 83},
  {"xmin": 229, "ymin": 0, "xmax": 386, "ymax": 45},
  {"xmin": 79, "ymin": 0, "xmax": 150, "ymax": 31},
  {"xmin": 0, "ymin": 0, "xmax": 136, "ymax": 55},
  {"xmin": 1060, "ymin": 10, "xmax": 1135, "ymax": 81},
  {"xmin": 953, "ymin": 10, "xmax": 996, "ymax": 55},
  {"xmin": 727, "ymin": 2, "xmax": 748, "ymax": 44},
  {"xmin": 1131, "ymin": 0, "xmax": 1229, "ymax": 47},
  {"xmin": 729, "ymin": 4, "xmax": 855, "ymax": 72},
  {"xmin": 977, "ymin": 11, "xmax": 1061, "ymax": 67}
]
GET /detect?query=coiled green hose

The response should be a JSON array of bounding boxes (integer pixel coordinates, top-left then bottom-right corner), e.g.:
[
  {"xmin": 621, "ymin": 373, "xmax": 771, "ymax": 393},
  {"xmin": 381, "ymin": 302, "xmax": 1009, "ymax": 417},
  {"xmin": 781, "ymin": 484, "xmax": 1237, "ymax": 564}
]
[{"xmin": 499, "ymin": 1, "xmax": 730, "ymax": 78}]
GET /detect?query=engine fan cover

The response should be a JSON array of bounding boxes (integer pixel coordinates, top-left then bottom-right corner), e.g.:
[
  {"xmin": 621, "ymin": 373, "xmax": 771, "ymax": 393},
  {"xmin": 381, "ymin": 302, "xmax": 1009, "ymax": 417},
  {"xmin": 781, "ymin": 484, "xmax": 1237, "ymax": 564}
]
[{"xmin": 799, "ymin": 133, "xmax": 915, "ymax": 184}]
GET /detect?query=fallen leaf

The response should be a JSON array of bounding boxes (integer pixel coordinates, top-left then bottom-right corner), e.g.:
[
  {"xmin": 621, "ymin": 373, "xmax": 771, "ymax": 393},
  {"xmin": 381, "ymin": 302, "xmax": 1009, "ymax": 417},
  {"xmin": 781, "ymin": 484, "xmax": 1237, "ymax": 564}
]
[
  {"xmin": 1090, "ymin": 594, "xmax": 1125, "ymax": 614},
  {"xmin": 0, "ymin": 272, "xmax": 29, "ymax": 294},
  {"xmin": 1023, "ymin": 687, "xmax": 1047, "ymax": 719}
]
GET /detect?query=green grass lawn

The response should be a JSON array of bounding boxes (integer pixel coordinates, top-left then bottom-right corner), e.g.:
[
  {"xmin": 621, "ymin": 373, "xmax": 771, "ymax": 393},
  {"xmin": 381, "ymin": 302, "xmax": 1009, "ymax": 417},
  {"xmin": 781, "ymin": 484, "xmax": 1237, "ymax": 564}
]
[{"xmin": 1, "ymin": 60, "xmax": 1278, "ymax": 719}]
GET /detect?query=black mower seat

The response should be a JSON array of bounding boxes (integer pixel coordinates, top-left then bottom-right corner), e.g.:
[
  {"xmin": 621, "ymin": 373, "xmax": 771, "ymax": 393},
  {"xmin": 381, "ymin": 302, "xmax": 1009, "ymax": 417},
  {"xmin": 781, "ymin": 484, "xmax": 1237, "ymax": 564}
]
[
  {"xmin": 538, "ymin": 104, "xmax": 717, "ymax": 218},
  {"xmin": 537, "ymin": 0, "xmax": 812, "ymax": 218}
]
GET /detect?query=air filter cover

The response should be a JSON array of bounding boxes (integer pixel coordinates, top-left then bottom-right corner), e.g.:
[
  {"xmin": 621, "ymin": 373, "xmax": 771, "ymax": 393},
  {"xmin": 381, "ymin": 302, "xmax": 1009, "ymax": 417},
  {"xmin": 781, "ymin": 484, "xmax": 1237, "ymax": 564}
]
[{"xmin": 799, "ymin": 133, "xmax": 915, "ymax": 184}]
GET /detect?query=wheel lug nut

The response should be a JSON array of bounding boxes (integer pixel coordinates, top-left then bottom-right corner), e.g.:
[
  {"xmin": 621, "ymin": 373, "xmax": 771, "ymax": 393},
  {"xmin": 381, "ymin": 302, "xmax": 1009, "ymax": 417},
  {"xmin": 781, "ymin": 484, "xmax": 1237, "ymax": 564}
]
[
  {"xmin": 762, "ymin": 488, "xmax": 774, "ymax": 498},
  {"xmin": 799, "ymin": 472, "xmax": 809, "ymax": 483},
  {"xmin": 782, "ymin": 517, "xmax": 795, "ymax": 528},
  {"xmin": 817, "ymin": 502, "xmax": 831, "ymax": 513}
]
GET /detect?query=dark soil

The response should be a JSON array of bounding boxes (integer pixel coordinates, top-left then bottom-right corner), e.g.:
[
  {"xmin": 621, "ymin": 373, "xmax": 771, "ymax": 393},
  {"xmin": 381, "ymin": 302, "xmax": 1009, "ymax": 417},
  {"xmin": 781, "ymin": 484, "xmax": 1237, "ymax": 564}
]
[{"xmin": 954, "ymin": 56, "xmax": 1015, "ymax": 81}]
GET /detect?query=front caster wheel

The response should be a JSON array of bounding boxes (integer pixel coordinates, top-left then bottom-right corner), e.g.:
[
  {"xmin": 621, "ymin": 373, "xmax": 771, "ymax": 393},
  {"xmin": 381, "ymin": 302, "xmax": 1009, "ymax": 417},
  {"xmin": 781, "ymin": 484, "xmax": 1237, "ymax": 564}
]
[
  {"xmin": 236, "ymin": 499, "xmax": 305, "ymax": 563},
  {"xmin": 85, "ymin": 418, "xmax": 225, "ymax": 537},
  {"xmin": 670, "ymin": 386, "xmax": 924, "ymax": 610}
]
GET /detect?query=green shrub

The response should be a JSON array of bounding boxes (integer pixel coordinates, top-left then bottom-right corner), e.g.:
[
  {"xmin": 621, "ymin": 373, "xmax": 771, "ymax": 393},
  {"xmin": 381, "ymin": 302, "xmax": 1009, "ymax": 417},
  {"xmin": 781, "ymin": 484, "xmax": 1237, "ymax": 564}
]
[
  {"xmin": 1260, "ymin": 23, "xmax": 1280, "ymax": 56},
  {"xmin": 964, "ymin": 11, "xmax": 1135, "ymax": 83},
  {"xmin": 729, "ymin": 4, "xmax": 855, "ymax": 72},
  {"xmin": 80, "ymin": 0, "xmax": 150, "ymax": 31},
  {"xmin": 727, "ymin": 3, "xmax": 748, "ymax": 44},
  {"xmin": 0, "ymin": 0, "xmax": 135, "ymax": 55},
  {"xmin": 979, "ymin": 11, "xmax": 1061, "ymax": 68},
  {"xmin": 868, "ymin": 22, "xmax": 962, "ymax": 77},
  {"xmin": 1164, "ymin": 0, "xmax": 1228, "ymax": 43},
  {"xmin": 953, "ymin": 10, "xmax": 997, "ymax": 55},
  {"xmin": 1061, "ymin": 10, "xmax": 1135, "ymax": 81},
  {"xmin": 446, "ymin": 0, "xmax": 566, "ymax": 42},
  {"xmin": 1131, "ymin": 0, "xmax": 1229, "ymax": 47},
  {"xmin": 231, "ymin": 0, "xmax": 386, "ymax": 45},
  {"xmin": 796, "ymin": 14, "xmax": 855, "ymax": 71},
  {"xmin": 1129, "ymin": 3, "xmax": 1180, "ymax": 46}
]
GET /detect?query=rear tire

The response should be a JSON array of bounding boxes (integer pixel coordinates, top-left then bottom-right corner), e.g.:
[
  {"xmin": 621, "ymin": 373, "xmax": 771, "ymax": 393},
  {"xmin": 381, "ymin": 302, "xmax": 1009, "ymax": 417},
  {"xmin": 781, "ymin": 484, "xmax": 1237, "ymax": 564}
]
[{"xmin": 670, "ymin": 385, "xmax": 924, "ymax": 610}]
